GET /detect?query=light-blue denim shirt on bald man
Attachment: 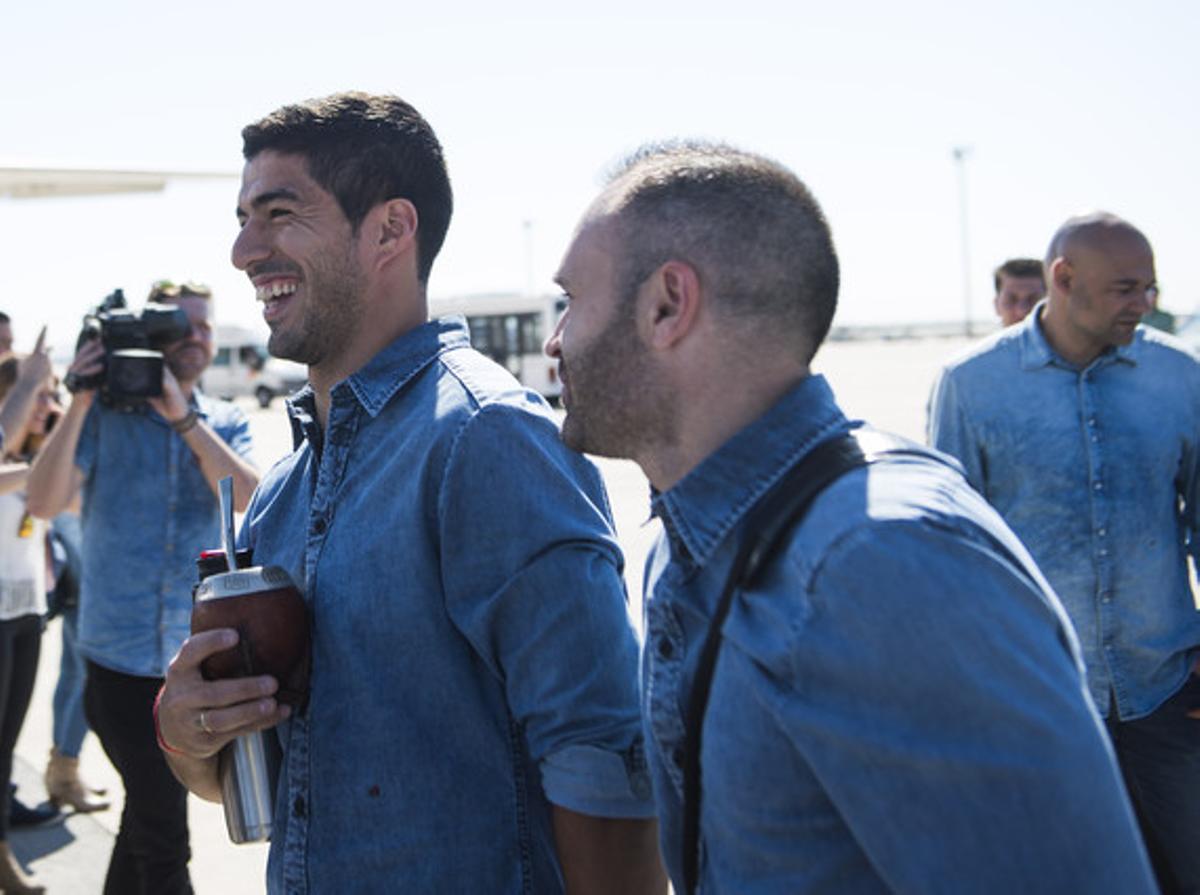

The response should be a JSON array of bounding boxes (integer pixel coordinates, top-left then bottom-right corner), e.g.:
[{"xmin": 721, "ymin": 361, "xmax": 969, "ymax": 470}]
[
  {"xmin": 75, "ymin": 393, "xmax": 255, "ymax": 676},
  {"xmin": 929, "ymin": 305, "xmax": 1200, "ymax": 720},
  {"xmin": 240, "ymin": 317, "xmax": 652, "ymax": 894},
  {"xmin": 643, "ymin": 373, "xmax": 1154, "ymax": 893}
]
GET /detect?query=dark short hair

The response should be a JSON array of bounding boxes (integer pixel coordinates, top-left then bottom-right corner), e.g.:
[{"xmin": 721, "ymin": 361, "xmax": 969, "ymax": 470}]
[
  {"xmin": 0, "ymin": 312, "xmax": 10, "ymax": 325},
  {"xmin": 604, "ymin": 141, "xmax": 839, "ymax": 363},
  {"xmin": 241, "ymin": 92, "xmax": 453, "ymax": 284},
  {"xmin": 147, "ymin": 280, "xmax": 212, "ymax": 303},
  {"xmin": 992, "ymin": 258, "xmax": 1044, "ymax": 293}
]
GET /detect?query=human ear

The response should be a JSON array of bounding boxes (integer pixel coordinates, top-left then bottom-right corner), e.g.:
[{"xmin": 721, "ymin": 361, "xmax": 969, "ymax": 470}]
[
  {"xmin": 1050, "ymin": 257, "xmax": 1073, "ymax": 295},
  {"xmin": 368, "ymin": 198, "xmax": 419, "ymax": 270},
  {"xmin": 642, "ymin": 260, "xmax": 702, "ymax": 350}
]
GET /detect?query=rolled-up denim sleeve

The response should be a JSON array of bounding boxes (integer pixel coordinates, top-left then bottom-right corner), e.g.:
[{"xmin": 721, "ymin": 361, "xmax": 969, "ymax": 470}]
[
  {"xmin": 438, "ymin": 401, "xmax": 654, "ymax": 819},
  {"xmin": 779, "ymin": 520, "xmax": 1156, "ymax": 892},
  {"xmin": 927, "ymin": 367, "xmax": 985, "ymax": 493},
  {"xmin": 207, "ymin": 400, "xmax": 257, "ymax": 467}
]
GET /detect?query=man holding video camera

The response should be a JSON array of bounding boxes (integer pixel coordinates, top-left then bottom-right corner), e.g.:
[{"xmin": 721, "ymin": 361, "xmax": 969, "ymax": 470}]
[{"xmin": 27, "ymin": 280, "xmax": 258, "ymax": 895}]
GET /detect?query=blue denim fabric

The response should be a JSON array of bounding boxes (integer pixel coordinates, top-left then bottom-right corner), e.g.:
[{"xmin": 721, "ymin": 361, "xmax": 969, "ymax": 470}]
[
  {"xmin": 644, "ymin": 374, "xmax": 1155, "ymax": 894},
  {"xmin": 75, "ymin": 394, "xmax": 254, "ymax": 676},
  {"xmin": 928, "ymin": 309, "xmax": 1200, "ymax": 720},
  {"xmin": 240, "ymin": 318, "xmax": 651, "ymax": 894},
  {"xmin": 52, "ymin": 606, "xmax": 88, "ymax": 756},
  {"xmin": 50, "ymin": 513, "xmax": 89, "ymax": 756}
]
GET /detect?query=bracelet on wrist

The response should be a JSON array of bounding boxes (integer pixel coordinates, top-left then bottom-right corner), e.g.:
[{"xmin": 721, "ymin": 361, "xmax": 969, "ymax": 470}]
[
  {"xmin": 153, "ymin": 685, "xmax": 185, "ymax": 755},
  {"xmin": 171, "ymin": 410, "xmax": 199, "ymax": 434}
]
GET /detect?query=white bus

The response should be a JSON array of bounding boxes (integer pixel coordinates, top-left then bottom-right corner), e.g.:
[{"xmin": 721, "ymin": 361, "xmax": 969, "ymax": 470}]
[{"xmin": 430, "ymin": 292, "xmax": 565, "ymax": 403}]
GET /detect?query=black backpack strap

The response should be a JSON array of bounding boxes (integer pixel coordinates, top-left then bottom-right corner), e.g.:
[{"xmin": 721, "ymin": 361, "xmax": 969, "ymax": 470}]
[{"xmin": 679, "ymin": 428, "xmax": 949, "ymax": 894}]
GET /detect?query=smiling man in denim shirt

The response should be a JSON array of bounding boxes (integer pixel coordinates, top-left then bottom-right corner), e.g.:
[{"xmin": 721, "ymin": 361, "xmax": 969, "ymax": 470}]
[
  {"xmin": 544, "ymin": 143, "xmax": 1156, "ymax": 894},
  {"xmin": 156, "ymin": 93, "xmax": 664, "ymax": 894},
  {"xmin": 929, "ymin": 212, "xmax": 1200, "ymax": 894}
]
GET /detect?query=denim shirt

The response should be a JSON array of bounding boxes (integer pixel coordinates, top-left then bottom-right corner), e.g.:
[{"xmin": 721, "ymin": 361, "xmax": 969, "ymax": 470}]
[
  {"xmin": 644, "ymin": 374, "xmax": 1154, "ymax": 894},
  {"xmin": 240, "ymin": 318, "xmax": 651, "ymax": 895},
  {"xmin": 928, "ymin": 308, "xmax": 1200, "ymax": 720},
  {"xmin": 76, "ymin": 392, "xmax": 254, "ymax": 677}
]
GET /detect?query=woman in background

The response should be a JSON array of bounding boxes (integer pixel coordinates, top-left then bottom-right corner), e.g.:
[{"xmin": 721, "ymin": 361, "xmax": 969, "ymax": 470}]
[{"xmin": 0, "ymin": 351, "xmax": 63, "ymax": 895}]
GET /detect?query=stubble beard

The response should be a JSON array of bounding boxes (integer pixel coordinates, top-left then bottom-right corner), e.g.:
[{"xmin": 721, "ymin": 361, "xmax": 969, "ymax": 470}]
[
  {"xmin": 268, "ymin": 241, "xmax": 365, "ymax": 367},
  {"xmin": 560, "ymin": 313, "xmax": 670, "ymax": 461},
  {"xmin": 165, "ymin": 344, "xmax": 208, "ymax": 385}
]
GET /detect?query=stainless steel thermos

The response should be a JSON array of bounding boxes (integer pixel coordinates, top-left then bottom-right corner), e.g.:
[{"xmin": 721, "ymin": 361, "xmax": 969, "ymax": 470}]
[{"xmin": 192, "ymin": 554, "xmax": 308, "ymax": 844}]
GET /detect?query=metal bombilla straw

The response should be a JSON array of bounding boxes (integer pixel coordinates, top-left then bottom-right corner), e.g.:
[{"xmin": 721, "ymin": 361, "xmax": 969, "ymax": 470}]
[
  {"xmin": 214, "ymin": 475, "xmax": 280, "ymax": 843},
  {"xmin": 219, "ymin": 476, "xmax": 238, "ymax": 576}
]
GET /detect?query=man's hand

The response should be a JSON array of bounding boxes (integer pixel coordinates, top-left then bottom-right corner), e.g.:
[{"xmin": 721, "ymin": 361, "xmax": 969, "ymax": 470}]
[
  {"xmin": 147, "ymin": 364, "xmax": 189, "ymax": 425},
  {"xmin": 159, "ymin": 629, "xmax": 291, "ymax": 760},
  {"xmin": 63, "ymin": 338, "xmax": 105, "ymax": 398}
]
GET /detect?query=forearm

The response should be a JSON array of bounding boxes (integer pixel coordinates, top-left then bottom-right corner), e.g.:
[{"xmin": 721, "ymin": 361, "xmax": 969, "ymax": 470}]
[
  {"xmin": 180, "ymin": 421, "xmax": 259, "ymax": 512},
  {"xmin": 0, "ymin": 463, "xmax": 30, "ymax": 495},
  {"xmin": 26, "ymin": 395, "xmax": 90, "ymax": 518},
  {"xmin": 551, "ymin": 806, "xmax": 666, "ymax": 895}
]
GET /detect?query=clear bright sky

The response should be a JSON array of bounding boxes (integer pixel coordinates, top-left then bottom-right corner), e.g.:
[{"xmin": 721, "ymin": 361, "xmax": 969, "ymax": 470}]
[{"xmin": 1, "ymin": 0, "xmax": 1196, "ymax": 356}]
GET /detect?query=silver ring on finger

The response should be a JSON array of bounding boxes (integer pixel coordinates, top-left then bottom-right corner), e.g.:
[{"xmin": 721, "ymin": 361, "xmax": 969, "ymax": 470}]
[{"xmin": 199, "ymin": 710, "xmax": 214, "ymax": 735}]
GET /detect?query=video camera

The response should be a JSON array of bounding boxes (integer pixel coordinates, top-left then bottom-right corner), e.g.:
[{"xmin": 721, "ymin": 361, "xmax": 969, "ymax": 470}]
[{"xmin": 64, "ymin": 289, "xmax": 191, "ymax": 410}]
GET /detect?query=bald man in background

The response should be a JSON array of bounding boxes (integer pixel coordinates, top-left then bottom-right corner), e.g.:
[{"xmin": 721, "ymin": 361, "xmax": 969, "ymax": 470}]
[{"xmin": 929, "ymin": 212, "xmax": 1200, "ymax": 894}]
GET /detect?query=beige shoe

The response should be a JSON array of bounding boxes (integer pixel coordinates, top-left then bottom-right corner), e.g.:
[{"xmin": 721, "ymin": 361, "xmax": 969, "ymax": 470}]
[
  {"xmin": 0, "ymin": 840, "xmax": 45, "ymax": 894},
  {"xmin": 44, "ymin": 746, "xmax": 110, "ymax": 813}
]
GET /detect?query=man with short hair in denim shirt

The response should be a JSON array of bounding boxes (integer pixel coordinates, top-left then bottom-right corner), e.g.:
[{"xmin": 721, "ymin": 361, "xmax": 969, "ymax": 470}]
[
  {"xmin": 27, "ymin": 280, "xmax": 259, "ymax": 894},
  {"xmin": 545, "ymin": 144, "xmax": 1156, "ymax": 894},
  {"xmin": 929, "ymin": 211, "xmax": 1200, "ymax": 894},
  {"xmin": 156, "ymin": 93, "xmax": 665, "ymax": 894}
]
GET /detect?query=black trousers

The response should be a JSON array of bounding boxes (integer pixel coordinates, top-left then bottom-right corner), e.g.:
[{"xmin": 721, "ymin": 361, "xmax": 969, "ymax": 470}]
[
  {"xmin": 0, "ymin": 614, "xmax": 41, "ymax": 841},
  {"xmin": 1108, "ymin": 676, "xmax": 1200, "ymax": 895},
  {"xmin": 84, "ymin": 660, "xmax": 193, "ymax": 895}
]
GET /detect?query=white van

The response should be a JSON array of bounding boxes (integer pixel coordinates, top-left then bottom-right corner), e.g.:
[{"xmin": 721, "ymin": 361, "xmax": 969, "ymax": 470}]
[{"xmin": 204, "ymin": 326, "xmax": 308, "ymax": 408}]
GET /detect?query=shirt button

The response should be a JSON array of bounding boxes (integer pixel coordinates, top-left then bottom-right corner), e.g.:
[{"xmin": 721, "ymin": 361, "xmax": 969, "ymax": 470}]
[
  {"xmin": 1088, "ymin": 417, "xmax": 1097, "ymax": 427},
  {"xmin": 312, "ymin": 518, "xmax": 326, "ymax": 535},
  {"xmin": 657, "ymin": 638, "xmax": 674, "ymax": 659},
  {"xmin": 1097, "ymin": 528, "xmax": 1106, "ymax": 537},
  {"xmin": 1093, "ymin": 482, "xmax": 1103, "ymax": 491},
  {"xmin": 293, "ymin": 795, "xmax": 306, "ymax": 818},
  {"xmin": 1099, "ymin": 549, "xmax": 1108, "ymax": 557}
]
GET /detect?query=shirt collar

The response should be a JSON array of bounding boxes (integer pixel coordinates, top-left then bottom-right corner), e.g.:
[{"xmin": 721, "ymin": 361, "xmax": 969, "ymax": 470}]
[
  {"xmin": 1019, "ymin": 301, "xmax": 1140, "ymax": 372},
  {"xmin": 651, "ymin": 373, "xmax": 851, "ymax": 570},
  {"xmin": 285, "ymin": 316, "xmax": 472, "ymax": 448}
]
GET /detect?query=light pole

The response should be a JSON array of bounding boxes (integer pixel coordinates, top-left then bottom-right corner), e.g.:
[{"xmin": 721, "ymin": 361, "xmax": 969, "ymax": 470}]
[{"xmin": 952, "ymin": 146, "xmax": 973, "ymax": 336}]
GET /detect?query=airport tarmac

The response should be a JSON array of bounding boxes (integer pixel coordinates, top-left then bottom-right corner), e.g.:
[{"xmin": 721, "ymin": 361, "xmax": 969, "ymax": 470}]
[{"xmin": 8, "ymin": 334, "xmax": 974, "ymax": 892}]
